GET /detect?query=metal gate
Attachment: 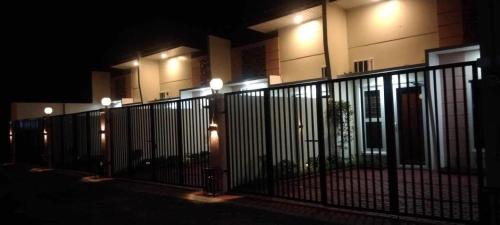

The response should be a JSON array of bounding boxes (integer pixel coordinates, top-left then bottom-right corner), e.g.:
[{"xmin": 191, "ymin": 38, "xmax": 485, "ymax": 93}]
[
  {"xmin": 110, "ymin": 97, "xmax": 210, "ymax": 187},
  {"xmin": 12, "ymin": 119, "xmax": 45, "ymax": 165},
  {"xmin": 226, "ymin": 61, "xmax": 484, "ymax": 223},
  {"xmin": 46, "ymin": 111, "xmax": 102, "ymax": 173}
]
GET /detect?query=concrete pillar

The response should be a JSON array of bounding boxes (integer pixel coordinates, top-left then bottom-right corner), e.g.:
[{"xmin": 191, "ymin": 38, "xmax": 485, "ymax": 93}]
[
  {"xmin": 42, "ymin": 117, "xmax": 51, "ymax": 168},
  {"xmin": 9, "ymin": 121, "xmax": 15, "ymax": 164},
  {"xmin": 477, "ymin": 0, "xmax": 500, "ymax": 224},
  {"xmin": 99, "ymin": 109, "xmax": 112, "ymax": 177},
  {"xmin": 208, "ymin": 93, "xmax": 228, "ymax": 193}
]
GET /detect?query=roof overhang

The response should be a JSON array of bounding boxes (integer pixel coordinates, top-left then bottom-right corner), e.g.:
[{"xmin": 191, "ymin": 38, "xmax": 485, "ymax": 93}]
[
  {"xmin": 248, "ymin": 6, "xmax": 322, "ymax": 33},
  {"xmin": 112, "ymin": 46, "xmax": 199, "ymax": 69},
  {"xmin": 248, "ymin": 0, "xmax": 383, "ymax": 33}
]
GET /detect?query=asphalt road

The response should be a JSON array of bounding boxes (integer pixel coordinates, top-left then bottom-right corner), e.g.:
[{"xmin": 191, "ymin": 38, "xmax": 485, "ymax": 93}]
[{"xmin": 0, "ymin": 165, "xmax": 335, "ymax": 225}]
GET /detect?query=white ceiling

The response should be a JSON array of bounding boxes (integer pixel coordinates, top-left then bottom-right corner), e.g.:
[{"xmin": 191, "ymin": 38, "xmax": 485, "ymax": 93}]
[
  {"xmin": 112, "ymin": 46, "xmax": 198, "ymax": 69},
  {"xmin": 248, "ymin": 6, "xmax": 322, "ymax": 33},
  {"xmin": 248, "ymin": 0, "xmax": 381, "ymax": 33},
  {"xmin": 334, "ymin": 0, "xmax": 381, "ymax": 9}
]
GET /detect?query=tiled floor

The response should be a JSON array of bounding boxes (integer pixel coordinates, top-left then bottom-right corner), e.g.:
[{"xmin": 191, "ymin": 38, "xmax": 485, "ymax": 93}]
[{"xmin": 236, "ymin": 168, "xmax": 479, "ymax": 222}]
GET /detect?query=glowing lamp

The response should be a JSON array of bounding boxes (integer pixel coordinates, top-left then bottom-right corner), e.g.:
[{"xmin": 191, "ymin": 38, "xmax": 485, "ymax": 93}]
[
  {"xmin": 44, "ymin": 107, "xmax": 53, "ymax": 115},
  {"xmin": 209, "ymin": 78, "xmax": 224, "ymax": 92},
  {"xmin": 101, "ymin": 97, "xmax": 112, "ymax": 107}
]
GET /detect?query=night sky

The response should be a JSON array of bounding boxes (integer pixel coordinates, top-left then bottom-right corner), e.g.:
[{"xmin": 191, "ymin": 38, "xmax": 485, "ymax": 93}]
[{"xmin": 2, "ymin": 0, "xmax": 321, "ymax": 161}]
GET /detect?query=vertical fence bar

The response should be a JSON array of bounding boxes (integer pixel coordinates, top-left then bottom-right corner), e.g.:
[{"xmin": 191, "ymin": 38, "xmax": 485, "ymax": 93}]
[
  {"xmin": 150, "ymin": 104, "xmax": 157, "ymax": 181},
  {"xmin": 383, "ymin": 74, "xmax": 399, "ymax": 214},
  {"xmin": 264, "ymin": 89, "xmax": 274, "ymax": 196},
  {"xmin": 176, "ymin": 101, "xmax": 184, "ymax": 186},
  {"xmin": 126, "ymin": 107, "xmax": 132, "ymax": 176},
  {"xmin": 316, "ymin": 83, "xmax": 327, "ymax": 205}
]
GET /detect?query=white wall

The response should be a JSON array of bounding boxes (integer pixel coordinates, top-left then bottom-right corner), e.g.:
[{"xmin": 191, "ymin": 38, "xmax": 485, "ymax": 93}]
[
  {"xmin": 91, "ymin": 71, "xmax": 111, "ymax": 103},
  {"xmin": 346, "ymin": 0, "xmax": 438, "ymax": 70},
  {"xmin": 130, "ymin": 59, "xmax": 161, "ymax": 103},
  {"xmin": 209, "ymin": 36, "xmax": 232, "ymax": 82},
  {"xmin": 327, "ymin": 4, "xmax": 350, "ymax": 77},
  {"xmin": 159, "ymin": 55, "xmax": 193, "ymax": 98},
  {"xmin": 279, "ymin": 19, "xmax": 325, "ymax": 83}
]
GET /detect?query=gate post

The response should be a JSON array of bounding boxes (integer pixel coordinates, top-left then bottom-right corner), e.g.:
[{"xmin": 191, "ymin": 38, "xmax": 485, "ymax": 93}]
[
  {"xmin": 264, "ymin": 89, "xmax": 275, "ymax": 196},
  {"xmin": 43, "ymin": 117, "xmax": 50, "ymax": 168},
  {"xmin": 99, "ymin": 108, "xmax": 112, "ymax": 177},
  {"xmin": 208, "ymin": 93, "xmax": 227, "ymax": 193},
  {"xmin": 9, "ymin": 121, "xmax": 15, "ymax": 164},
  {"xmin": 383, "ymin": 74, "xmax": 399, "ymax": 214},
  {"xmin": 86, "ymin": 112, "xmax": 92, "ymax": 172},
  {"xmin": 316, "ymin": 83, "xmax": 328, "ymax": 204}
]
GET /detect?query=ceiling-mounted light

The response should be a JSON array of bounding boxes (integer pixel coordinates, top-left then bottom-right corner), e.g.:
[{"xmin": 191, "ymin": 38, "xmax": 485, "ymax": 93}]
[
  {"xmin": 293, "ymin": 15, "xmax": 304, "ymax": 24},
  {"xmin": 161, "ymin": 53, "xmax": 167, "ymax": 59},
  {"xmin": 133, "ymin": 60, "xmax": 139, "ymax": 66}
]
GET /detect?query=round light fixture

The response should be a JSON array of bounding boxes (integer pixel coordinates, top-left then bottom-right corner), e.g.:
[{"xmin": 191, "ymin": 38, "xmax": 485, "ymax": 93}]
[
  {"xmin": 44, "ymin": 107, "xmax": 53, "ymax": 115},
  {"xmin": 209, "ymin": 78, "xmax": 224, "ymax": 91},
  {"xmin": 101, "ymin": 97, "xmax": 112, "ymax": 107}
]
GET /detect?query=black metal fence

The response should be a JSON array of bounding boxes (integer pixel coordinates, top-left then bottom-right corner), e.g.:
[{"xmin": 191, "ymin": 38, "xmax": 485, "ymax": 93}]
[
  {"xmin": 11, "ymin": 119, "xmax": 45, "ymax": 165},
  {"xmin": 225, "ymin": 61, "xmax": 484, "ymax": 223},
  {"xmin": 46, "ymin": 111, "xmax": 102, "ymax": 173},
  {"xmin": 11, "ymin": 97, "xmax": 210, "ymax": 188},
  {"xmin": 10, "ymin": 61, "xmax": 484, "ymax": 223},
  {"xmin": 110, "ymin": 97, "xmax": 210, "ymax": 187}
]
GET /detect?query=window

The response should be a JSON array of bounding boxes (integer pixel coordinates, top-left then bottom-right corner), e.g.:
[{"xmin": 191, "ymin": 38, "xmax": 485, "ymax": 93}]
[
  {"xmin": 353, "ymin": 59, "xmax": 374, "ymax": 73},
  {"xmin": 366, "ymin": 122, "xmax": 383, "ymax": 148},
  {"xmin": 364, "ymin": 90, "xmax": 383, "ymax": 149},
  {"xmin": 160, "ymin": 92, "xmax": 169, "ymax": 99},
  {"xmin": 364, "ymin": 90, "xmax": 380, "ymax": 118}
]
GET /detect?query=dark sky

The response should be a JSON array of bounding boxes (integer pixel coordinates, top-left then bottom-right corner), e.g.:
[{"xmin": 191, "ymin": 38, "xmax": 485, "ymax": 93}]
[{"xmin": 3, "ymin": 0, "xmax": 320, "ymax": 103}]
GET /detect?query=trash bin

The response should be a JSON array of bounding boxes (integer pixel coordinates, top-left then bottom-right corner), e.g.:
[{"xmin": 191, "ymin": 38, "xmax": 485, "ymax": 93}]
[{"xmin": 203, "ymin": 167, "xmax": 222, "ymax": 196}]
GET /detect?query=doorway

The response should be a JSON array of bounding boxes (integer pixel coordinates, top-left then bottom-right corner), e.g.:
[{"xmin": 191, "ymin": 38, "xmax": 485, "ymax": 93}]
[{"xmin": 397, "ymin": 86, "xmax": 425, "ymax": 165}]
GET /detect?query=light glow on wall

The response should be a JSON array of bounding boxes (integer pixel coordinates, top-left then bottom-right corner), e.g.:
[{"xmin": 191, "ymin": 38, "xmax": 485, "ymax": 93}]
[
  {"xmin": 376, "ymin": 0, "xmax": 400, "ymax": 23},
  {"xmin": 297, "ymin": 20, "xmax": 320, "ymax": 42},
  {"xmin": 208, "ymin": 122, "xmax": 219, "ymax": 155},
  {"xmin": 133, "ymin": 60, "xmax": 140, "ymax": 66},
  {"xmin": 43, "ymin": 129, "xmax": 48, "ymax": 145},
  {"xmin": 167, "ymin": 58, "xmax": 180, "ymax": 73},
  {"xmin": 293, "ymin": 15, "xmax": 304, "ymax": 24},
  {"xmin": 161, "ymin": 53, "xmax": 167, "ymax": 59}
]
